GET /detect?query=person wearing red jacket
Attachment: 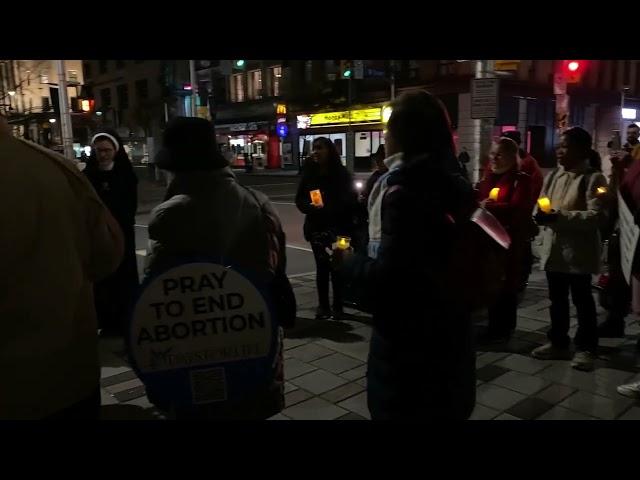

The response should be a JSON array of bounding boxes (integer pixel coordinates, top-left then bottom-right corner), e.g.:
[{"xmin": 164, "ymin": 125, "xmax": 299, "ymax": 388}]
[
  {"xmin": 502, "ymin": 130, "xmax": 543, "ymax": 204},
  {"xmin": 478, "ymin": 137, "xmax": 534, "ymax": 342}
]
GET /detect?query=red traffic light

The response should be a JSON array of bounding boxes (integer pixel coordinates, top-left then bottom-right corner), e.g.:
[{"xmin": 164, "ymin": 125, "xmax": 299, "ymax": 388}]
[{"xmin": 563, "ymin": 60, "xmax": 586, "ymax": 83}]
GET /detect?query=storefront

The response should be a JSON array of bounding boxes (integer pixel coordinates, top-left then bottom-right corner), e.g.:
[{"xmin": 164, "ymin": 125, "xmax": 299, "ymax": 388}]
[
  {"xmin": 295, "ymin": 105, "xmax": 390, "ymax": 171},
  {"xmin": 213, "ymin": 102, "xmax": 294, "ymax": 170}
]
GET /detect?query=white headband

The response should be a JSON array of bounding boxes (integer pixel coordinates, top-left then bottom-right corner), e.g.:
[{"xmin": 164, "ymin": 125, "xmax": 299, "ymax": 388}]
[{"xmin": 91, "ymin": 133, "xmax": 120, "ymax": 152}]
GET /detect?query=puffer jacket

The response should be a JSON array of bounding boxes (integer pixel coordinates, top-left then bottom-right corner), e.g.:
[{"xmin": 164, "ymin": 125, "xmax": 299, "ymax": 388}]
[
  {"xmin": 144, "ymin": 167, "xmax": 286, "ymax": 419},
  {"xmin": 534, "ymin": 161, "xmax": 608, "ymax": 275},
  {"xmin": 340, "ymin": 152, "xmax": 477, "ymax": 420}
]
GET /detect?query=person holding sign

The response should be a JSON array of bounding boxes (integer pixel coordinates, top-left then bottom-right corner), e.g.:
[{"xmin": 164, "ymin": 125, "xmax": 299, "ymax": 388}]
[
  {"xmin": 531, "ymin": 127, "xmax": 608, "ymax": 371},
  {"xmin": 0, "ymin": 114, "xmax": 124, "ymax": 419},
  {"xmin": 295, "ymin": 137, "xmax": 357, "ymax": 320},
  {"xmin": 142, "ymin": 117, "xmax": 294, "ymax": 419},
  {"xmin": 477, "ymin": 137, "xmax": 534, "ymax": 343}
]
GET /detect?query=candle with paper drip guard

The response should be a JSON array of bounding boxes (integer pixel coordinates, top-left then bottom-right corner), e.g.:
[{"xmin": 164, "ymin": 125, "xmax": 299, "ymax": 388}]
[
  {"xmin": 537, "ymin": 197, "xmax": 552, "ymax": 213},
  {"xmin": 488, "ymin": 187, "xmax": 500, "ymax": 201},
  {"xmin": 310, "ymin": 189, "xmax": 324, "ymax": 207},
  {"xmin": 596, "ymin": 186, "xmax": 608, "ymax": 195},
  {"xmin": 336, "ymin": 236, "xmax": 351, "ymax": 250}
]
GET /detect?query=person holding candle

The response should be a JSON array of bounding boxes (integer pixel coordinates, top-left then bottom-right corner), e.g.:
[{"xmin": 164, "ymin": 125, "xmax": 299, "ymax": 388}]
[
  {"xmin": 336, "ymin": 91, "xmax": 477, "ymax": 420},
  {"xmin": 531, "ymin": 127, "xmax": 608, "ymax": 371},
  {"xmin": 295, "ymin": 137, "xmax": 357, "ymax": 320},
  {"xmin": 477, "ymin": 137, "xmax": 534, "ymax": 343}
]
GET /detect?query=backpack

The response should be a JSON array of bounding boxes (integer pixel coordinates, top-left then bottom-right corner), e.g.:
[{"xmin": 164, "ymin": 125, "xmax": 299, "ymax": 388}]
[
  {"xmin": 243, "ymin": 186, "xmax": 297, "ymax": 329},
  {"xmin": 445, "ymin": 206, "xmax": 511, "ymax": 312},
  {"xmin": 387, "ymin": 181, "xmax": 510, "ymax": 313}
]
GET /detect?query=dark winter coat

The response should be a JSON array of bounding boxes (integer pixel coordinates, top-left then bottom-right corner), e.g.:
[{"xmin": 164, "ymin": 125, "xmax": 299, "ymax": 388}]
[
  {"xmin": 295, "ymin": 161, "xmax": 357, "ymax": 244},
  {"xmin": 84, "ymin": 155, "xmax": 139, "ymax": 332},
  {"xmin": 340, "ymin": 152, "xmax": 477, "ymax": 420},
  {"xmin": 478, "ymin": 168, "xmax": 534, "ymax": 292}
]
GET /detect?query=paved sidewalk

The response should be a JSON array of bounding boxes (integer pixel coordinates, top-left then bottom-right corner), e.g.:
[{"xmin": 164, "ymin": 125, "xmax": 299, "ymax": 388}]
[{"xmin": 98, "ymin": 268, "xmax": 640, "ymax": 420}]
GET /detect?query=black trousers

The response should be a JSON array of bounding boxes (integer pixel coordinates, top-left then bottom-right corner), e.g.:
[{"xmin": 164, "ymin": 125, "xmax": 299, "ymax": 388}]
[
  {"xmin": 487, "ymin": 291, "xmax": 518, "ymax": 336},
  {"xmin": 311, "ymin": 242, "xmax": 343, "ymax": 310},
  {"xmin": 546, "ymin": 272, "xmax": 598, "ymax": 352}
]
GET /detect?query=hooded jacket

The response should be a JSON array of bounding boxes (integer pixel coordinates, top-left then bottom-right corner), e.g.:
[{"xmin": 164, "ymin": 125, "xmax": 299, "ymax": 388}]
[{"xmin": 0, "ymin": 136, "xmax": 122, "ymax": 419}]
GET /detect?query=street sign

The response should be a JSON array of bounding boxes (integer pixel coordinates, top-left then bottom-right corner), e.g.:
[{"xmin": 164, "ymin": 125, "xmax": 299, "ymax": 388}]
[
  {"xmin": 495, "ymin": 60, "xmax": 520, "ymax": 72},
  {"xmin": 471, "ymin": 78, "xmax": 499, "ymax": 119},
  {"xmin": 554, "ymin": 73, "xmax": 567, "ymax": 95}
]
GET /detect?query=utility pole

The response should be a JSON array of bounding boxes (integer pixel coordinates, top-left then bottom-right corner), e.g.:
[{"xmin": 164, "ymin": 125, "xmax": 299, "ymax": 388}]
[
  {"xmin": 55, "ymin": 60, "xmax": 75, "ymax": 160},
  {"xmin": 475, "ymin": 59, "xmax": 496, "ymax": 184},
  {"xmin": 189, "ymin": 60, "xmax": 198, "ymax": 117},
  {"xmin": 346, "ymin": 72, "xmax": 354, "ymax": 172}
]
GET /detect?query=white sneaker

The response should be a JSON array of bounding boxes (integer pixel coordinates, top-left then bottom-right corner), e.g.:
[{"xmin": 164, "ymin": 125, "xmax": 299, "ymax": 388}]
[
  {"xmin": 531, "ymin": 343, "xmax": 572, "ymax": 360},
  {"xmin": 571, "ymin": 351, "xmax": 596, "ymax": 372},
  {"xmin": 617, "ymin": 381, "xmax": 640, "ymax": 399}
]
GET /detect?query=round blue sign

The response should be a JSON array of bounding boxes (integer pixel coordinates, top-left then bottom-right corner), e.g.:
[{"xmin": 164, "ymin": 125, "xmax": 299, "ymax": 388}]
[
  {"xmin": 276, "ymin": 123, "xmax": 288, "ymax": 138},
  {"xmin": 126, "ymin": 259, "xmax": 278, "ymax": 409}
]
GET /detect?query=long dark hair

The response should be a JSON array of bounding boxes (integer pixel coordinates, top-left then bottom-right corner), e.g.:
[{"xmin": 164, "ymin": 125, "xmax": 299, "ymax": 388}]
[
  {"xmin": 312, "ymin": 136, "xmax": 343, "ymax": 171},
  {"xmin": 387, "ymin": 90, "xmax": 456, "ymax": 165}
]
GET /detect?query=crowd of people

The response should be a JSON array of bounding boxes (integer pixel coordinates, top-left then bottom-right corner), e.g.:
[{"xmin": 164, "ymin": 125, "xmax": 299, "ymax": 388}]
[{"xmin": 2, "ymin": 88, "xmax": 640, "ymax": 421}]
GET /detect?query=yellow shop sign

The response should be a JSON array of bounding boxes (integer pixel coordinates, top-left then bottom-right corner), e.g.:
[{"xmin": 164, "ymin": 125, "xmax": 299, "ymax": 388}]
[{"xmin": 309, "ymin": 108, "xmax": 382, "ymax": 126}]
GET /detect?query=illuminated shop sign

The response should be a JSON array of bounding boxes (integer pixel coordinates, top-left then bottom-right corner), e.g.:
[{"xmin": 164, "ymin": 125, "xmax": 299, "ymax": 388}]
[{"xmin": 297, "ymin": 108, "xmax": 383, "ymax": 129}]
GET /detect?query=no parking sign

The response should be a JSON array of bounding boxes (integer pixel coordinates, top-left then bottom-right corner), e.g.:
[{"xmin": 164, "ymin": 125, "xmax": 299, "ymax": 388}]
[{"xmin": 127, "ymin": 260, "xmax": 278, "ymax": 408}]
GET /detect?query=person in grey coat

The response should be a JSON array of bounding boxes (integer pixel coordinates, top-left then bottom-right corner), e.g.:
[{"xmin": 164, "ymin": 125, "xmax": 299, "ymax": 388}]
[{"xmin": 531, "ymin": 127, "xmax": 608, "ymax": 372}]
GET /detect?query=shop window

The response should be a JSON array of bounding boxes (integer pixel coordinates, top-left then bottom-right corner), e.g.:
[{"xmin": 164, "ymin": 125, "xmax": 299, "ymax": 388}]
[
  {"xmin": 42, "ymin": 96, "xmax": 51, "ymax": 112},
  {"xmin": 40, "ymin": 72, "xmax": 49, "ymax": 84},
  {"xmin": 248, "ymin": 70, "xmax": 262, "ymax": 100}
]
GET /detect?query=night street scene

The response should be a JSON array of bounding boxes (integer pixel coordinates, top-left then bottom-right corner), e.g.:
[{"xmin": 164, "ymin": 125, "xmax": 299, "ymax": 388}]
[{"xmin": 3, "ymin": 58, "xmax": 640, "ymax": 421}]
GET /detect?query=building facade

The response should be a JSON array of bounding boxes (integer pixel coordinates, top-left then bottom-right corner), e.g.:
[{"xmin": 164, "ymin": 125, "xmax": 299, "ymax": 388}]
[
  {"xmin": 82, "ymin": 59, "xmax": 192, "ymax": 162},
  {"xmin": 0, "ymin": 59, "xmax": 92, "ymax": 154}
]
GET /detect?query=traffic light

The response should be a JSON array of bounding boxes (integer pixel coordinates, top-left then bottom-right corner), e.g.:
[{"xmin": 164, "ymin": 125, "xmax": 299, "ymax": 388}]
[
  {"xmin": 340, "ymin": 60, "xmax": 352, "ymax": 79},
  {"xmin": 234, "ymin": 60, "xmax": 246, "ymax": 69},
  {"xmin": 563, "ymin": 60, "xmax": 586, "ymax": 83},
  {"xmin": 81, "ymin": 99, "xmax": 94, "ymax": 112}
]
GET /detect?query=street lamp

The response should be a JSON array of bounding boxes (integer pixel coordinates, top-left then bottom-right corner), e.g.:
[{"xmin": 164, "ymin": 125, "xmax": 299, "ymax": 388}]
[
  {"xmin": 8, "ymin": 90, "xmax": 16, "ymax": 96},
  {"xmin": 49, "ymin": 118, "xmax": 56, "ymax": 123}
]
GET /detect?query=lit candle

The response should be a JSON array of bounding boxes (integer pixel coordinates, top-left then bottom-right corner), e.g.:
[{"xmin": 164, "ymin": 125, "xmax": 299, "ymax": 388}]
[
  {"xmin": 537, "ymin": 197, "xmax": 552, "ymax": 213},
  {"xmin": 336, "ymin": 236, "xmax": 351, "ymax": 250},
  {"xmin": 597, "ymin": 186, "xmax": 607, "ymax": 195},
  {"xmin": 310, "ymin": 189, "xmax": 324, "ymax": 207},
  {"xmin": 489, "ymin": 187, "xmax": 500, "ymax": 201}
]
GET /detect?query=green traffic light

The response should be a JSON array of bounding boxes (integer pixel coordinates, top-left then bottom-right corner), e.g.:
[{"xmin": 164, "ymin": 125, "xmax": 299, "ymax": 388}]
[
  {"xmin": 235, "ymin": 60, "xmax": 245, "ymax": 68},
  {"xmin": 343, "ymin": 69, "xmax": 352, "ymax": 78}
]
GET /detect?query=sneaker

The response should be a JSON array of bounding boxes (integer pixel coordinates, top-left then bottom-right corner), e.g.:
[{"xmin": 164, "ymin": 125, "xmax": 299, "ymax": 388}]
[
  {"xmin": 571, "ymin": 351, "xmax": 596, "ymax": 371},
  {"xmin": 315, "ymin": 307, "xmax": 332, "ymax": 320},
  {"xmin": 531, "ymin": 343, "xmax": 572, "ymax": 360},
  {"xmin": 597, "ymin": 320, "xmax": 625, "ymax": 338},
  {"xmin": 617, "ymin": 380, "xmax": 640, "ymax": 399}
]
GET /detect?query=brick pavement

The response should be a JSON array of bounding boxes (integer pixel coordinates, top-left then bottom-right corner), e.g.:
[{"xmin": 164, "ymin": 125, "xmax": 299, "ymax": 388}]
[{"xmin": 98, "ymin": 268, "xmax": 640, "ymax": 420}]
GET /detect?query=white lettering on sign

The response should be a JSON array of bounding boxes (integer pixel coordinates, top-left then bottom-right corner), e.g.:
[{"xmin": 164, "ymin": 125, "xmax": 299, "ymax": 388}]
[
  {"xmin": 618, "ymin": 191, "xmax": 640, "ymax": 284},
  {"xmin": 130, "ymin": 263, "xmax": 272, "ymax": 373}
]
